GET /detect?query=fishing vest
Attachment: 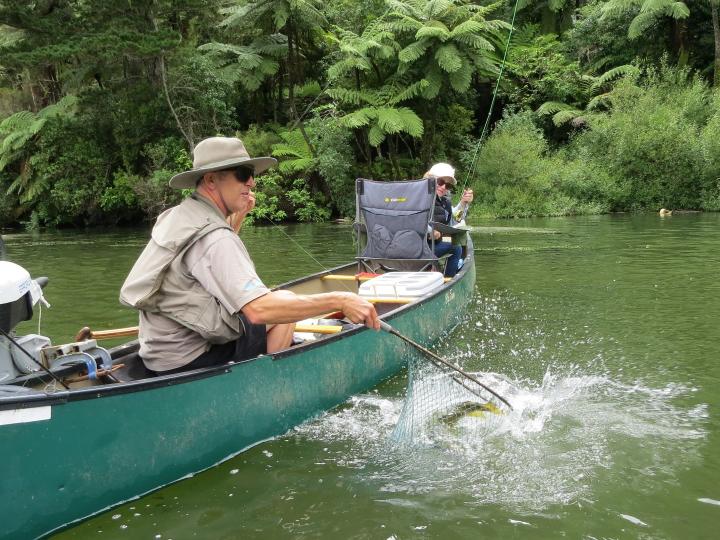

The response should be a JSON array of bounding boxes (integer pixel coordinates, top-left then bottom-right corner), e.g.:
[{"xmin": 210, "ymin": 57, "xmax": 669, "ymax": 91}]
[
  {"xmin": 120, "ymin": 194, "xmax": 243, "ymax": 343},
  {"xmin": 433, "ymin": 195, "xmax": 453, "ymax": 225}
]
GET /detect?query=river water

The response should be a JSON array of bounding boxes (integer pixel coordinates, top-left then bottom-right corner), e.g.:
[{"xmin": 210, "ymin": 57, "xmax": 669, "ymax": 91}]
[{"xmin": 4, "ymin": 213, "xmax": 720, "ymax": 539}]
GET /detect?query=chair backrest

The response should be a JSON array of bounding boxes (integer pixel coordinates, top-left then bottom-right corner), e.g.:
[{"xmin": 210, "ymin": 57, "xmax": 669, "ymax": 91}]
[{"xmin": 355, "ymin": 178, "xmax": 437, "ymax": 272}]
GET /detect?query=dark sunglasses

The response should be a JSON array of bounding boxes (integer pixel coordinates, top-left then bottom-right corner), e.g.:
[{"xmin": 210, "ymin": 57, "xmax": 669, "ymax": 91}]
[
  {"xmin": 229, "ymin": 166, "xmax": 255, "ymax": 183},
  {"xmin": 436, "ymin": 178, "xmax": 452, "ymax": 188}
]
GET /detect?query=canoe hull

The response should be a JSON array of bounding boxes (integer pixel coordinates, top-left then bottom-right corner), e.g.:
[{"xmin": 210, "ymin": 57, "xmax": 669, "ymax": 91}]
[{"xmin": 1, "ymin": 257, "xmax": 475, "ymax": 539}]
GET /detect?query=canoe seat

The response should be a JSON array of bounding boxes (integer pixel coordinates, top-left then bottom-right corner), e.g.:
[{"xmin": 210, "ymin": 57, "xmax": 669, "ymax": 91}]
[
  {"xmin": 354, "ymin": 178, "xmax": 441, "ymax": 274},
  {"xmin": 109, "ymin": 352, "xmax": 153, "ymax": 382}
]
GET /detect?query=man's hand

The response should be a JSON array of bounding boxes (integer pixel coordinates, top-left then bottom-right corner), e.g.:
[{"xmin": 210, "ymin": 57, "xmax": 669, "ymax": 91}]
[
  {"xmin": 227, "ymin": 190, "xmax": 256, "ymax": 233},
  {"xmin": 432, "ymin": 229, "xmax": 442, "ymax": 240},
  {"xmin": 460, "ymin": 189, "xmax": 474, "ymax": 205},
  {"xmin": 339, "ymin": 292, "xmax": 380, "ymax": 330}
]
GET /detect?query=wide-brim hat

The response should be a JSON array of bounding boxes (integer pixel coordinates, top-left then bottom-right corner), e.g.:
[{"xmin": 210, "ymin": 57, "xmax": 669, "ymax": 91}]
[
  {"xmin": 426, "ymin": 162, "xmax": 456, "ymax": 186},
  {"xmin": 169, "ymin": 137, "xmax": 278, "ymax": 189}
]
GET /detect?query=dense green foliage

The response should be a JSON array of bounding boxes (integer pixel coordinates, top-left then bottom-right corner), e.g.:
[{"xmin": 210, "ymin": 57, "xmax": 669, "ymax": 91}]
[{"xmin": 1, "ymin": 0, "xmax": 719, "ymax": 228}]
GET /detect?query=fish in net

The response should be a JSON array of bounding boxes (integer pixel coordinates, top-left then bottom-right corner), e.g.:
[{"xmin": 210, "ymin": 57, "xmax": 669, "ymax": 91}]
[{"xmin": 392, "ymin": 355, "xmax": 509, "ymax": 448}]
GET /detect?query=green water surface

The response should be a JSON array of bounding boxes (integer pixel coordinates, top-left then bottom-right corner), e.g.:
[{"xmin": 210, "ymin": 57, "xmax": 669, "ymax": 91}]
[{"xmin": 4, "ymin": 213, "xmax": 720, "ymax": 539}]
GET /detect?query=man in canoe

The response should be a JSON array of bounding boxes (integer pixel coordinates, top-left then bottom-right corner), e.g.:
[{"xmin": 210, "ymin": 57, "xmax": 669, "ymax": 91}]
[
  {"xmin": 424, "ymin": 162, "xmax": 473, "ymax": 277},
  {"xmin": 120, "ymin": 136, "xmax": 379, "ymax": 375}
]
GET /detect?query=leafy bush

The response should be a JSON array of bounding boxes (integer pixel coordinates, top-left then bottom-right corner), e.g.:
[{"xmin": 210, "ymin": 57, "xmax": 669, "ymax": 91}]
[
  {"xmin": 99, "ymin": 170, "xmax": 140, "ymax": 220},
  {"xmin": 286, "ymin": 179, "xmax": 331, "ymax": 222},
  {"xmin": 238, "ymin": 124, "xmax": 282, "ymax": 158},
  {"xmin": 700, "ymin": 91, "xmax": 720, "ymax": 210},
  {"xmin": 247, "ymin": 168, "xmax": 287, "ymax": 225},
  {"xmin": 468, "ymin": 112, "xmax": 558, "ymax": 216},
  {"xmin": 308, "ymin": 113, "xmax": 356, "ymax": 217},
  {"xmin": 573, "ymin": 65, "xmax": 710, "ymax": 209},
  {"xmin": 28, "ymin": 116, "xmax": 113, "ymax": 226},
  {"xmin": 129, "ymin": 138, "xmax": 189, "ymax": 220},
  {"xmin": 0, "ymin": 172, "xmax": 17, "ymax": 227}
]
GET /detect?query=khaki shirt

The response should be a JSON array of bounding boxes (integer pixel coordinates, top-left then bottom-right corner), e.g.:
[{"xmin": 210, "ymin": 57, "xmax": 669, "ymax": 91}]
[{"xmin": 140, "ymin": 228, "xmax": 270, "ymax": 372}]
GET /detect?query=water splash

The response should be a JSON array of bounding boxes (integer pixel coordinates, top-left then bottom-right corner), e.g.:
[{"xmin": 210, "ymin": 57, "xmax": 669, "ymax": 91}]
[{"xmin": 294, "ymin": 368, "xmax": 707, "ymax": 511}]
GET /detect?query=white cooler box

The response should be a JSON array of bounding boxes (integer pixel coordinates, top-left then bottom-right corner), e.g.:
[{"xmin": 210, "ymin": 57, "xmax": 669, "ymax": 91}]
[{"xmin": 358, "ymin": 272, "xmax": 445, "ymax": 300}]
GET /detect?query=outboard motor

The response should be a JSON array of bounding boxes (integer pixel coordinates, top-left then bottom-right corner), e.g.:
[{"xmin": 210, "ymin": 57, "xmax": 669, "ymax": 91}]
[
  {"xmin": 1, "ymin": 261, "xmax": 113, "ymax": 388},
  {"xmin": 0, "ymin": 261, "xmax": 51, "ymax": 382}
]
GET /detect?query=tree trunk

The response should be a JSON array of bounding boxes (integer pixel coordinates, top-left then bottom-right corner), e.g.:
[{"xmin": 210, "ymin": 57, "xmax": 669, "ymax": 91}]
[
  {"xmin": 713, "ymin": 3, "xmax": 720, "ymax": 87},
  {"xmin": 158, "ymin": 54, "xmax": 194, "ymax": 150},
  {"xmin": 673, "ymin": 20, "xmax": 688, "ymax": 66},
  {"xmin": 287, "ymin": 22, "xmax": 315, "ymax": 156}
]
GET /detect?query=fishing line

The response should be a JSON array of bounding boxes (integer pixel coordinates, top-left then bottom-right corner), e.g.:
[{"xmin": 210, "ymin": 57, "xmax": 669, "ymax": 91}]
[
  {"xmin": 258, "ymin": 215, "xmax": 356, "ymax": 294},
  {"xmin": 459, "ymin": 0, "xmax": 521, "ymax": 194}
]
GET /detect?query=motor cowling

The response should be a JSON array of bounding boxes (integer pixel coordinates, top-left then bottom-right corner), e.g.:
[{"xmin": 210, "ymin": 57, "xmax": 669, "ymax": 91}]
[
  {"xmin": 0, "ymin": 261, "xmax": 44, "ymax": 333},
  {"xmin": 0, "ymin": 261, "xmax": 51, "ymax": 382}
]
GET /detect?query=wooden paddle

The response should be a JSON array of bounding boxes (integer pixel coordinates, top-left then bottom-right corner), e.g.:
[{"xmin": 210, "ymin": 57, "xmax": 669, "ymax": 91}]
[
  {"xmin": 322, "ymin": 274, "xmax": 452, "ymax": 283},
  {"xmin": 76, "ymin": 323, "xmax": 344, "ymax": 341}
]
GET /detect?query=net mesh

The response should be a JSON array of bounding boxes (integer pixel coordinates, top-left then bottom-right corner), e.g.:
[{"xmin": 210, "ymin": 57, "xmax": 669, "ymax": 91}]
[{"xmin": 392, "ymin": 354, "xmax": 506, "ymax": 448}]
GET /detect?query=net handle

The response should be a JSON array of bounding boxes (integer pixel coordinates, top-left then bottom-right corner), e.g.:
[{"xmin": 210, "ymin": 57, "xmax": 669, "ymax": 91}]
[{"xmin": 379, "ymin": 321, "xmax": 512, "ymax": 410}]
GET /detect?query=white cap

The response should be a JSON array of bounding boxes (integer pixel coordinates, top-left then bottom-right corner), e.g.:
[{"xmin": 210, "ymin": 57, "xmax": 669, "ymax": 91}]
[{"xmin": 426, "ymin": 163, "xmax": 456, "ymax": 185}]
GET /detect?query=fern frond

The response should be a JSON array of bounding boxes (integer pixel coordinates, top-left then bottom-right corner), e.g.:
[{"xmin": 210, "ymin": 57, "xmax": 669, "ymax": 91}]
[
  {"xmin": 395, "ymin": 107, "xmax": 423, "ymax": 137},
  {"xmin": 450, "ymin": 20, "xmax": 486, "ymax": 38},
  {"xmin": 0, "ymin": 111, "xmax": 35, "ymax": 136},
  {"xmin": 375, "ymin": 107, "xmax": 405, "ymax": 134},
  {"xmin": 273, "ymin": 5, "xmax": 290, "ymax": 30},
  {"xmin": 421, "ymin": 65, "xmax": 443, "ymax": 99},
  {"xmin": 602, "ymin": 0, "xmax": 643, "ymax": 18},
  {"xmin": 552, "ymin": 109, "xmax": 582, "ymax": 126},
  {"xmin": 368, "ymin": 124, "xmax": 386, "ymax": 146},
  {"xmin": 628, "ymin": 11, "xmax": 660, "ymax": 39},
  {"xmin": 389, "ymin": 79, "xmax": 429, "ymax": 104},
  {"xmin": 587, "ymin": 93, "xmax": 612, "ymax": 110},
  {"xmin": 253, "ymin": 34, "xmax": 288, "ymax": 57},
  {"xmin": 341, "ymin": 108, "xmax": 377, "ymax": 129},
  {"xmin": 326, "ymin": 88, "xmax": 376, "ymax": 106},
  {"xmin": 295, "ymin": 80, "xmax": 321, "ymax": 98},
  {"xmin": 666, "ymin": 1, "xmax": 690, "ymax": 18},
  {"xmin": 327, "ymin": 57, "xmax": 372, "ymax": 80},
  {"xmin": 435, "ymin": 43, "xmax": 462, "ymax": 72},
  {"xmin": 383, "ymin": 17, "xmax": 423, "ymax": 35},
  {"xmin": 416, "ymin": 23, "xmax": 451, "ymax": 42},
  {"xmin": 448, "ymin": 59, "xmax": 473, "ymax": 92},
  {"xmin": 398, "ymin": 39, "xmax": 430, "ymax": 63},
  {"xmin": 278, "ymin": 157, "xmax": 315, "ymax": 173},
  {"xmin": 591, "ymin": 64, "xmax": 639, "ymax": 91},
  {"xmin": 426, "ymin": 0, "xmax": 452, "ymax": 18},
  {"xmin": 537, "ymin": 101, "xmax": 573, "ymax": 116},
  {"xmin": 219, "ymin": 4, "xmax": 257, "ymax": 27}
]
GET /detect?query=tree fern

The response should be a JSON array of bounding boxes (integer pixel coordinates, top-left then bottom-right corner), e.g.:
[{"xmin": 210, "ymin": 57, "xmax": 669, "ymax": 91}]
[
  {"xmin": 602, "ymin": 0, "xmax": 689, "ymax": 40},
  {"xmin": 272, "ymin": 129, "xmax": 315, "ymax": 173},
  {"xmin": 0, "ymin": 95, "xmax": 77, "ymax": 173},
  {"xmin": 591, "ymin": 64, "xmax": 639, "ymax": 91},
  {"xmin": 435, "ymin": 43, "xmax": 462, "ymax": 72}
]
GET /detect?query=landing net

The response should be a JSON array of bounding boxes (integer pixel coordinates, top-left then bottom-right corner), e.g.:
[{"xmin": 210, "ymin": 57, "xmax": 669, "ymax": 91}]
[{"xmin": 392, "ymin": 355, "xmax": 505, "ymax": 448}]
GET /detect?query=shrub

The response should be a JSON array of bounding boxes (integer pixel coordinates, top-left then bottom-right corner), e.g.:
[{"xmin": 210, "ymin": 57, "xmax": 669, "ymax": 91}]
[
  {"xmin": 247, "ymin": 168, "xmax": 287, "ymax": 225},
  {"xmin": 99, "ymin": 170, "xmax": 140, "ymax": 222},
  {"xmin": 574, "ymin": 67, "xmax": 709, "ymax": 210},
  {"xmin": 286, "ymin": 178, "xmax": 331, "ymax": 222},
  {"xmin": 308, "ymin": 114, "xmax": 356, "ymax": 217},
  {"xmin": 699, "ymin": 91, "xmax": 720, "ymax": 210},
  {"xmin": 468, "ymin": 112, "xmax": 560, "ymax": 216}
]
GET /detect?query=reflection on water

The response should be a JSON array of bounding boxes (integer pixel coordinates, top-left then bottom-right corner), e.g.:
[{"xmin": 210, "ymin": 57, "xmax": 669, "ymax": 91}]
[{"xmin": 5, "ymin": 214, "xmax": 719, "ymax": 539}]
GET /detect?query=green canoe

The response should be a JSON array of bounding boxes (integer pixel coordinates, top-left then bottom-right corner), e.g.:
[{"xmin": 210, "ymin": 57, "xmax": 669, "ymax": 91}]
[{"xmin": 0, "ymin": 242, "xmax": 475, "ymax": 539}]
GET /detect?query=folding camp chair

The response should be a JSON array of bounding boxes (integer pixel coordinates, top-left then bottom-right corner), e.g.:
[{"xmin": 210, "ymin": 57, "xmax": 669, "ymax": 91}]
[{"xmin": 354, "ymin": 177, "xmax": 439, "ymax": 273}]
